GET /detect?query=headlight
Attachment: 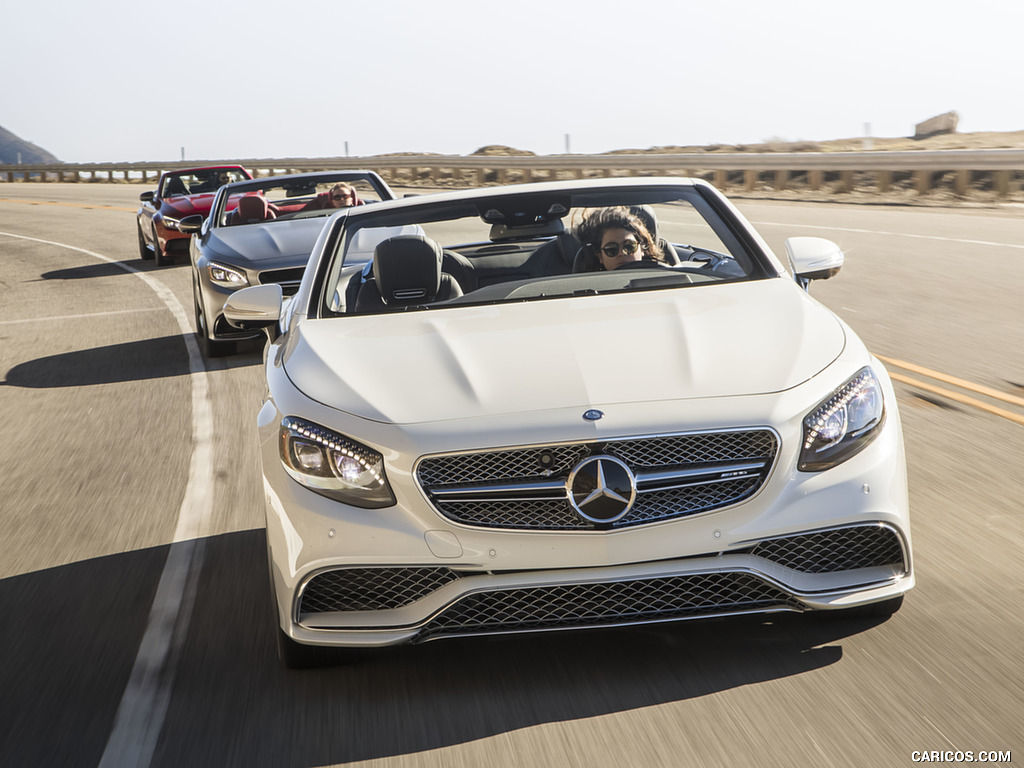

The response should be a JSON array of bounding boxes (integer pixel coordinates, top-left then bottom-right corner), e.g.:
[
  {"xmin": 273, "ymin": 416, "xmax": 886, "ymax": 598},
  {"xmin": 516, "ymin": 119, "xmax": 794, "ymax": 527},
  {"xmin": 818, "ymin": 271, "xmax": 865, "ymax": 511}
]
[
  {"xmin": 207, "ymin": 261, "xmax": 249, "ymax": 289},
  {"xmin": 799, "ymin": 367, "xmax": 885, "ymax": 472},
  {"xmin": 161, "ymin": 216, "xmax": 181, "ymax": 231},
  {"xmin": 280, "ymin": 417, "xmax": 395, "ymax": 508}
]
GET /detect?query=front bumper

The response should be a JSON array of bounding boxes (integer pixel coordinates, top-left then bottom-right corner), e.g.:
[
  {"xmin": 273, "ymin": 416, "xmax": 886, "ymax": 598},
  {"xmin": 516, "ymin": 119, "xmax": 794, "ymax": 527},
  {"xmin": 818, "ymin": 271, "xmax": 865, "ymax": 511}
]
[
  {"xmin": 260, "ymin": 361, "xmax": 913, "ymax": 649},
  {"xmin": 284, "ymin": 526, "xmax": 911, "ymax": 648}
]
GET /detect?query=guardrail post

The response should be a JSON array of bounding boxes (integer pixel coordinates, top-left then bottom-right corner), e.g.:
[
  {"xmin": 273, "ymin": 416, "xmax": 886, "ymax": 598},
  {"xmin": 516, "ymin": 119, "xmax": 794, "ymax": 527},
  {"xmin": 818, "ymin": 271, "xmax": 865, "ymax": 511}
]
[
  {"xmin": 839, "ymin": 171, "xmax": 854, "ymax": 193},
  {"xmin": 877, "ymin": 170, "xmax": 892, "ymax": 193},
  {"xmin": 744, "ymin": 170, "xmax": 756, "ymax": 191},
  {"xmin": 915, "ymin": 170, "xmax": 931, "ymax": 195},
  {"xmin": 955, "ymin": 170, "xmax": 969, "ymax": 196},
  {"xmin": 809, "ymin": 170, "xmax": 822, "ymax": 191},
  {"xmin": 714, "ymin": 170, "xmax": 727, "ymax": 189},
  {"xmin": 774, "ymin": 170, "xmax": 787, "ymax": 191},
  {"xmin": 995, "ymin": 170, "xmax": 1010, "ymax": 197}
]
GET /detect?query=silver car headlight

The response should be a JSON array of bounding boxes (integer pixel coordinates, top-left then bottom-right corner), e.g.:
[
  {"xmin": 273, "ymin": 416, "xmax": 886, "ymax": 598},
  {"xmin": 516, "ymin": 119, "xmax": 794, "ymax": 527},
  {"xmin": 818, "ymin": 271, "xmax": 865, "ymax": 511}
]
[
  {"xmin": 799, "ymin": 367, "xmax": 885, "ymax": 472},
  {"xmin": 208, "ymin": 262, "xmax": 250, "ymax": 289},
  {"xmin": 279, "ymin": 417, "xmax": 396, "ymax": 508}
]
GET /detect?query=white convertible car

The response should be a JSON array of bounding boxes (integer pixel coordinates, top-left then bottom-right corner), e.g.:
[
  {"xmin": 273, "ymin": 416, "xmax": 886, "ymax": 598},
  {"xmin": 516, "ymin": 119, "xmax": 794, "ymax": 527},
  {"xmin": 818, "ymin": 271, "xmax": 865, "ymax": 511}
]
[{"xmin": 224, "ymin": 178, "xmax": 913, "ymax": 668}]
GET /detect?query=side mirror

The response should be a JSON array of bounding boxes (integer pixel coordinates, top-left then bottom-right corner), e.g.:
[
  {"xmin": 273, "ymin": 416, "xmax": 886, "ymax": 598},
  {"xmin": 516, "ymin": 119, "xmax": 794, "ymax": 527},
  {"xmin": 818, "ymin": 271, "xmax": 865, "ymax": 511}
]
[
  {"xmin": 786, "ymin": 237, "xmax": 844, "ymax": 285},
  {"xmin": 223, "ymin": 284, "xmax": 283, "ymax": 330},
  {"xmin": 140, "ymin": 190, "xmax": 155, "ymax": 203},
  {"xmin": 179, "ymin": 215, "xmax": 204, "ymax": 235}
]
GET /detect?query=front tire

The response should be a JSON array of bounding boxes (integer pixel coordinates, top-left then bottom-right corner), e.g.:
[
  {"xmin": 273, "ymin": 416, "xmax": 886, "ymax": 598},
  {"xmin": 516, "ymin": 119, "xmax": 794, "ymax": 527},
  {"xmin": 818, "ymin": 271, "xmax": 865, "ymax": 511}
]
[
  {"xmin": 817, "ymin": 595, "xmax": 904, "ymax": 620},
  {"xmin": 137, "ymin": 223, "xmax": 153, "ymax": 261},
  {"xmin": 153, "ymin": 236, "xmax": 169, "ymax": 266},
  {"xmin": 193, "ymin": 282, "xmax": 236, "ymax": 357},
  {"xmin": 276, "ymin": 628, "xmax": 344, "ymax": 669}
]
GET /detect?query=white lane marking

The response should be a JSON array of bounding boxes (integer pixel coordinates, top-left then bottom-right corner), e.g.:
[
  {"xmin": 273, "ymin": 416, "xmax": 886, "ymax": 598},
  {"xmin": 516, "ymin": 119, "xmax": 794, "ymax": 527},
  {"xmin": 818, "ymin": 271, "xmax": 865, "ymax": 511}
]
[
  {"xmin": 0, "ymin": 308, "xmax": 164, "ymax": 326},
  {"xmin": 751, "ymin": 220, "xmax": 1024, "ymax": 250},
  {"xmin": 0, "ymin": 232, "xmax": 213, "ymax": 768}
]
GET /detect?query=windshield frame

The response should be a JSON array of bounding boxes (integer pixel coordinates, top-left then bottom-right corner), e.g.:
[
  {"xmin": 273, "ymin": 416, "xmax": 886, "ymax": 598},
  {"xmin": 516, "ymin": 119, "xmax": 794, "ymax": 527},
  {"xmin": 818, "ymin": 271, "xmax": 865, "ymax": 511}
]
[{"xmin": 309, "ymin": 180, "xmax": 779, "ymax": 320}]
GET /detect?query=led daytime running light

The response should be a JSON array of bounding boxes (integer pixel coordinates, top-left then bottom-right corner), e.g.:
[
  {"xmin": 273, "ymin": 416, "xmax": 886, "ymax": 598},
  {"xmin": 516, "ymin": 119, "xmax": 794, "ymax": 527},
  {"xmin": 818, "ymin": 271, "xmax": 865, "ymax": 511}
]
[{"xmin": 287, "ymin": 419, "xmax": 386, "ymax": 488}]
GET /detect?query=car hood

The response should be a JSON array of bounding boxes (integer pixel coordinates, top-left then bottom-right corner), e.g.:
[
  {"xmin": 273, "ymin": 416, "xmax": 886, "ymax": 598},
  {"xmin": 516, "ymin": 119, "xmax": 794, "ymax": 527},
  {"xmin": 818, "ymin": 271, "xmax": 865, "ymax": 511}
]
[
  {"xmin": 203, "ymin": 219, "xmax": 328, "ymax": 269},
  {"xmin": 164, "ymin": 194, "xmax": 216, "ymax": 217},
  {"xmin": 283, "ymin": 279, "xmax": 847, "ymax": 425}
]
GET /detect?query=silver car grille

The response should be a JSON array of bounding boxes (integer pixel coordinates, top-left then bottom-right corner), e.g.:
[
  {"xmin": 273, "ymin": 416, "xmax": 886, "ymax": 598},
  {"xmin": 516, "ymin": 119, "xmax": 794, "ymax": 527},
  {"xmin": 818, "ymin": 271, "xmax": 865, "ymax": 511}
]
[
  {"xmin": 416, "ymin": 430, "xmax": 778, "ymax": 530},
  {"xmin": 258, "ymin": 266, "xmax": 304, "ymax": 296},
  {"xmin": 296, "ymin": 524, "xmax": 907, "ymax": 621}
]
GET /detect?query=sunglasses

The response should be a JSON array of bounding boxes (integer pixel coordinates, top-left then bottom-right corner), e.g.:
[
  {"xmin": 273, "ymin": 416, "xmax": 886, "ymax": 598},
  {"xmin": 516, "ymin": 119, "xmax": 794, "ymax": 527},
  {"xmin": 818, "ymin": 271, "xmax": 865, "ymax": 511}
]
[
  {"xmin": 601, "ymin": 239, "xmax": 641, "ymax": 258},
  {"xmin": 331, "ymin": 193, "xmax": 352, "ymax": 201}
]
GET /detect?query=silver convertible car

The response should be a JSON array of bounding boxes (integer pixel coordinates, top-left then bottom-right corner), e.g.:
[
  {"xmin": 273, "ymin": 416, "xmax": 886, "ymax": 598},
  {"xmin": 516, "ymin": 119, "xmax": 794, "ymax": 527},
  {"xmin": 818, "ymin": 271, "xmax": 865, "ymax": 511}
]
[
  {"xmin": 180, "ymin": 170, "xmax": 401, "ymax": 356},
  {"xmin": 223, "ymin": 178, "xmax": 914, "ymax": 668}
]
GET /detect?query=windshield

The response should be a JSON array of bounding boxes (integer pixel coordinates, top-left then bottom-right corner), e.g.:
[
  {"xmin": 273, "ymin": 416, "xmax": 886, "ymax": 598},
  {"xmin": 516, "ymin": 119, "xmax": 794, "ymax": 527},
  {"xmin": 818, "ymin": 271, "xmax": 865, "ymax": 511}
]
[
  {"xmin": 319, "ymin": 184, "xmax": 766, "ymax": 317},
  {"xmin": 160, "ymin": 168, "xmax": 249, "ymax": 197},
  {"xmin": 214, "ymin": 175, "xmax": 390, "ymax": 227}
]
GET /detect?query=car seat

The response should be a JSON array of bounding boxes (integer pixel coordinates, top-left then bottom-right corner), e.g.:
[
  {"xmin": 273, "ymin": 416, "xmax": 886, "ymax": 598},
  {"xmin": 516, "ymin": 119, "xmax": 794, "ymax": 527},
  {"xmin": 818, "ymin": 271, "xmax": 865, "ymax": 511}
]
[
  {"xmin": 163, "ymin": 176, "xmax": 189, "ymax": 197},
  {"xmin": 631, "ymin": 204, "xmax": 680, "ymax": 265},
  {"xmin": 231, "ymin": 194, "xmax": 277, "ymax": 225},
  {"xmin": 355, "ymin": 235, "xmax": 463, "ymax": 312},
  {"xmin": 525, "ymin": 232, "xmax": 582, "ymax": 277}
]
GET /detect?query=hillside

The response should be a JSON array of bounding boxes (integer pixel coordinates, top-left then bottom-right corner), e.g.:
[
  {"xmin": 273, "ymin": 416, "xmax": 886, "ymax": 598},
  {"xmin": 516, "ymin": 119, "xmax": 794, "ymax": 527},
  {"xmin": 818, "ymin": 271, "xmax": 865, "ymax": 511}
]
[{"xmin": 0, "ymin": 125, "xmax": 60, "ymax": 165}]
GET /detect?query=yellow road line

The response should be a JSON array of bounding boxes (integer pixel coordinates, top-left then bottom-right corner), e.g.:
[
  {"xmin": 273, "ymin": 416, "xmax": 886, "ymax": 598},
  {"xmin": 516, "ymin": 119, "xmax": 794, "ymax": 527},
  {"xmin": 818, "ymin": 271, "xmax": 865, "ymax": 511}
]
[
  {"xmin": 0, "ymin": 197, "xmax": 135, "ymax": 212},
  {"xmin": 888, "ymin": 372, "xmax": 1024, "ymax": 427},
  {"xmin": 877, "ymin": 354, "xmax": 1024, "ymax": 409}
]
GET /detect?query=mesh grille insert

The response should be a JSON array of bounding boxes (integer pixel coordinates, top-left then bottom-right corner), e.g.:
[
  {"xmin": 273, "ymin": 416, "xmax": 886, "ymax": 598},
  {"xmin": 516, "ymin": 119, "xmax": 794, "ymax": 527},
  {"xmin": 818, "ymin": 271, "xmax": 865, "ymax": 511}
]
[
  {"xmin": 300, "ymin": 567, "xmax": 460, "ymax": 613},
  {"xmin": 750, "ymin": 525, "xmax": 906, "ymax": 573},
  {"xmin": 419, "ymin": 572, "xmax": 800, "ymax": 640},
  {"xmin": 417, "ymin": 430, "xmax": 777, "ymax": 530}
]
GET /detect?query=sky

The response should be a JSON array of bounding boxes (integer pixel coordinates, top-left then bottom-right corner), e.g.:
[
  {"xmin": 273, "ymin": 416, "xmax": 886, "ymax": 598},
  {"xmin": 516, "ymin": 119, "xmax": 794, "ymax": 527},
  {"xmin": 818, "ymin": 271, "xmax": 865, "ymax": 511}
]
[{"xmin": 2, "ymin": 0, "xmax": 1022, "ymax": 163}]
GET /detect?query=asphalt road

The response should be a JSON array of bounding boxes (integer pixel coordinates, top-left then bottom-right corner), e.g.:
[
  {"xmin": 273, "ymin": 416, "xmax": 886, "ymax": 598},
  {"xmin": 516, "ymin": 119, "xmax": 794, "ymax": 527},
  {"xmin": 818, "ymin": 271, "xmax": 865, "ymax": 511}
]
[{"xmin": 1, "ymin": 183, "xmax": 1021, "ymax": 768}]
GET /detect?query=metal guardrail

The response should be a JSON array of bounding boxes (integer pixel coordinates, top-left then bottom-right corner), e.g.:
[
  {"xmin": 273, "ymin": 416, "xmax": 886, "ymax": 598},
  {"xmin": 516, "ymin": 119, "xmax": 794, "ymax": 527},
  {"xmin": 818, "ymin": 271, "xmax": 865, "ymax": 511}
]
[{"xmin": 3, "ymin": 149, "xmax": 1024, "ymax": 195}]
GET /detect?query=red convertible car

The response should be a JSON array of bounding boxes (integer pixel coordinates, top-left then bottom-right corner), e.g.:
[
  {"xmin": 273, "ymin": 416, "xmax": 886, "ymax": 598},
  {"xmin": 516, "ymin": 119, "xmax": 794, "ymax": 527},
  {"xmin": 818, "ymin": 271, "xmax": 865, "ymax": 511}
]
[{"xmin": 137, "ymin": 165, "xmax": 251, "ymax": 265}]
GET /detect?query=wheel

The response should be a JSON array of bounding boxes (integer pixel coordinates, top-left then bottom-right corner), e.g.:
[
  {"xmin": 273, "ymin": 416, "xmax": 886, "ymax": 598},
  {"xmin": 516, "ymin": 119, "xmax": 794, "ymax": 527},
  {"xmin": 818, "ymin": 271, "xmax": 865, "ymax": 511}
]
[
  {"xmin": 137, "ymin": 223, "xmax": 153, "ymax": 261},
  {"xmin": 276, "ymin": 627, "xmax": 344, "ymax": 669},
  {"xmin": 267, "ymin": 545, "xmax": 360, "ymax": 669},
  {"xmin": 192, "ymin": 281, "xmax": 236, "ymax": 357},
  {"xmin": 153, "ymin": 235, "xmax": 169, "ymax": 267},
  {"xmin": 816, "ymin": 595, "xmax": 904, "ymax": 620}
]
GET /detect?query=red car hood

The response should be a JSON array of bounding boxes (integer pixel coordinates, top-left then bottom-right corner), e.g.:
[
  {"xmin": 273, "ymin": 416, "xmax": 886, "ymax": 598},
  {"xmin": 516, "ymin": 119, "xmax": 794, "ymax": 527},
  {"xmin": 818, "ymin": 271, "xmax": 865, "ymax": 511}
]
[{"xmin": 164, "ymin": 194, "xmax": 217, "ymax": 217}]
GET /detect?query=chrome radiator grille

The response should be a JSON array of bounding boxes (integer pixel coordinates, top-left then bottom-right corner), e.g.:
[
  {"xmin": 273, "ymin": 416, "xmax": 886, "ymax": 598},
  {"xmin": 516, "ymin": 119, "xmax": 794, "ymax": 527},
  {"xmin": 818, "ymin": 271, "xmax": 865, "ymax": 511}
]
[
  {"xmin": 258, "ymin": 266, "xmax": 305, "ymax": 295},
  {"xmin": 416, "ymin": 430, "xmax": 778, "ymax": 530}
]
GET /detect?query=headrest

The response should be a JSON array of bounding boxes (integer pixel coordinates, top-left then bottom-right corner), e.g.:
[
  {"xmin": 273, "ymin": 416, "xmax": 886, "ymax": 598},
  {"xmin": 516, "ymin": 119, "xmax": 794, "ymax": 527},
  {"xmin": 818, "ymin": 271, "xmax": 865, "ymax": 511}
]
[
  {"xmin": 237, "ymin": 194, "xmax": 271, "ymax": 223},
  {"xmin": 373, "ymin": 235, "xmax": 444, "ymax": 305},
  {"xmin": 630, "ymin": 204, "xmax": 658, "ymax": 240}
]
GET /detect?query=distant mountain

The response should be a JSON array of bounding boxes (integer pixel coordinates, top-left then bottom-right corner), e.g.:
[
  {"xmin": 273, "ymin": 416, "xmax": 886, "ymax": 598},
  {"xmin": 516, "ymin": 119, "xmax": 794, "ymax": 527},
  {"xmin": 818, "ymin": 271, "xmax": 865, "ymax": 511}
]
[{"xmin": 0, "ymin": 125, "xmax": 60, "ymax": 164}]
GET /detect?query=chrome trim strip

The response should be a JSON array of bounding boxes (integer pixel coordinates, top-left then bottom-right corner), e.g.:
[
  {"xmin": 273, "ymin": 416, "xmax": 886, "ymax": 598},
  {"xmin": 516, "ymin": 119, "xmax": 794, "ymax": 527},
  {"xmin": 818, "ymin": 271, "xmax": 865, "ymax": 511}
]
[{"xmin": 429, "ymin": 479, "xmax": 568, "ymax": 500}]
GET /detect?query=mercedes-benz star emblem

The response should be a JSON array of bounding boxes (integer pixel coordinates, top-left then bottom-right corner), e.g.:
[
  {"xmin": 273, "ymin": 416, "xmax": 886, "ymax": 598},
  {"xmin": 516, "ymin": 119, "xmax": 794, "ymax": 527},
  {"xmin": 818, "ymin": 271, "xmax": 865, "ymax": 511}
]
[{"xmin": 567, "ymin": 456, "xmax": 637, "ymax": 524}]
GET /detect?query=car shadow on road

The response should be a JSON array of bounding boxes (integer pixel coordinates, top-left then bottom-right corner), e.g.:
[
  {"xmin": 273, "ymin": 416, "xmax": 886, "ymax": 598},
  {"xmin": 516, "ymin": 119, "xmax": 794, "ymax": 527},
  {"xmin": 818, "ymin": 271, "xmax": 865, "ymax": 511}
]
[
  {"xmin": 0, "ymin": 546, "xmax": 168, "ymax": 768},
  {"xmin": 0, "ymin": 529, "xmax": 895, "ymax": 768},
  {"xmin": 158, "ymin": 529, "xmax": 891, "ymax": 767},
  {"xmin": 2, "ymin": 335, "xmax": 261, "ymax": 388},
  {"xmin": 39, "ymin": 262, "xmax": 147, "ymax": 281}
]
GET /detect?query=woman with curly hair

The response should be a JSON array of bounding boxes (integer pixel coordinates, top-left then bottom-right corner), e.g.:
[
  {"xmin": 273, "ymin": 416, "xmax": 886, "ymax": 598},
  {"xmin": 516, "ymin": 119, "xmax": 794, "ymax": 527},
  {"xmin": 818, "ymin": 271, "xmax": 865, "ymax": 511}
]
[{"xmin": 572, "ymin": 206, "xmax": 663, "ymax": 271}]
